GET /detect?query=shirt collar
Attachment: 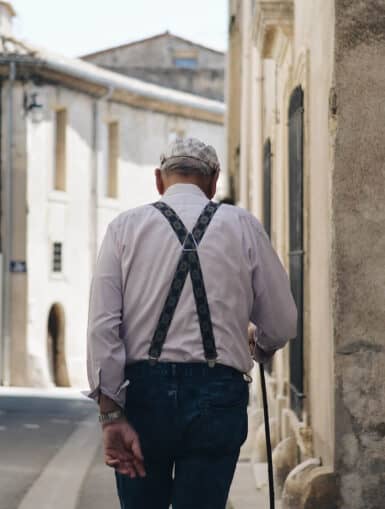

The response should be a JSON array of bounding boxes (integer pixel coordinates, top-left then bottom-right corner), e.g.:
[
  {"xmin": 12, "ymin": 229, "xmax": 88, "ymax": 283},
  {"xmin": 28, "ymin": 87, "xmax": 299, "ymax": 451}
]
[{"xmin": 162, "ymin": 183, "xmax": 207, "ymax": 199}]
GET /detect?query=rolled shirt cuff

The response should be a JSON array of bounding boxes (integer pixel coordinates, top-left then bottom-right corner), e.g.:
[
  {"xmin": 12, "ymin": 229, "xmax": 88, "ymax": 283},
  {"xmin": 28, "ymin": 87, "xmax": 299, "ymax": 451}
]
[
  {"xmin": 254, "ymin": 325, "xmax": 289, "ymax": 352},
  {"xmin": 83, "ymin": 371, "xmax": 130, "ymax": 409}
]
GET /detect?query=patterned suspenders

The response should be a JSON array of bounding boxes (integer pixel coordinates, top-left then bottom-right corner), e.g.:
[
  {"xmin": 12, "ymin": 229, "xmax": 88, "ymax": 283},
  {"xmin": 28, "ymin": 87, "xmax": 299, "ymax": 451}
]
[{"xmin": 148, "ymin": 200, "xmax": 221, "ymax": 367}]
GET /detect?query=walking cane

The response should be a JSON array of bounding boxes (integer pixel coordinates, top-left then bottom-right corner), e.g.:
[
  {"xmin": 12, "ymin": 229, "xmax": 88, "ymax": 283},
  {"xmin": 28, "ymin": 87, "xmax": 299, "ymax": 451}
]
[{"xmin": 259, "ymin": 363, "xmax": 275, "ymax": 509}]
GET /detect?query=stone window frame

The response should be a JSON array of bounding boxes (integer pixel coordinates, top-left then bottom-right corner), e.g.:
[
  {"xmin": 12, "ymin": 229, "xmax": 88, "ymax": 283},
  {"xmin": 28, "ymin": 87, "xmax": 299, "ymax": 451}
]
[
  {"xmin": 253, "ymin": 0, "xmax": 294, "ymax": 62},
  {"xmin": 282, "ymin": 49, "xmax": 312, "ymax": 444}
]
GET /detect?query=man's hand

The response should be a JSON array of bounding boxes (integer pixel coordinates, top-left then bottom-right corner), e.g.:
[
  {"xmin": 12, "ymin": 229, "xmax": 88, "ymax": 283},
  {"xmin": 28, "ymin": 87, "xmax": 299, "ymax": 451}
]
[
  {"xmin": 248, "ymin": 323, "xmax": 277, "ymax": 364},
  {"xmin": 248, "ymin": 323, "xmax": 257, "ymax": 356},
  {"xmin": 103, "ymin": 419, "xmax": 146, "ymax": 478}
]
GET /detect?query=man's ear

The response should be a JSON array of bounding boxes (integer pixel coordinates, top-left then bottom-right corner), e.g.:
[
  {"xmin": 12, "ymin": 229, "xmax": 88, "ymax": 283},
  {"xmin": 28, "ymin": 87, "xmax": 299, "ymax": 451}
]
[
  {"xmin": 208, "ymin": 171, "xmax": 219, "ymax": 199},
  {"xmin": 155, "ymin": 168, "xmax": 165, "ymax": 196}
]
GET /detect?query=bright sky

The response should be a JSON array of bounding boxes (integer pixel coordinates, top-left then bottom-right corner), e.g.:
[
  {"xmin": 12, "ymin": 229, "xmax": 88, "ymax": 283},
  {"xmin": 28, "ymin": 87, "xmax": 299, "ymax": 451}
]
[{"xmin": 11, "ymin": 0, "xmax": 228, "ymax": 57}]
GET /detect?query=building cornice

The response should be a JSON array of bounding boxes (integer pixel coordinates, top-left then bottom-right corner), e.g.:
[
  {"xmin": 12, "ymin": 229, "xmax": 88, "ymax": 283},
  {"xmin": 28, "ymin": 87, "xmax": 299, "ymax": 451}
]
[{"xmin": 253, "ymin": 0, "xmax": 294, "ymax": 62}]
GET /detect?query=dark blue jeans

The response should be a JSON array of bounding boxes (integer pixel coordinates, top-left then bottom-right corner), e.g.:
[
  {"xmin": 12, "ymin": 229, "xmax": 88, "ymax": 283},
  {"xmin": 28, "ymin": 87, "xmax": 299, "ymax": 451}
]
[{"xmin": 115, "ymin": 361, "xmax": 249, "ymax": 509}]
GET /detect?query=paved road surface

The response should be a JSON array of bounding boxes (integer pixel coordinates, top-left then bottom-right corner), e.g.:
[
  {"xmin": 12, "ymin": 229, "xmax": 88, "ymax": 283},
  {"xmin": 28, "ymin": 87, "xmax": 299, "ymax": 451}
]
[
  {"xmin": 0, "ymin": 389, "xmax": 98, "ymax": 509},
  {"xmin": 0, "ymin": 388, "xmax": 267, "ymax": 509}
]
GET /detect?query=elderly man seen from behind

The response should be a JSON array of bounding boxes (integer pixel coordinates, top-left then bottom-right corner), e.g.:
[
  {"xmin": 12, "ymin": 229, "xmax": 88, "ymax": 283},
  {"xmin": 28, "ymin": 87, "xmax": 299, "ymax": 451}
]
[{"xmin": 86, "ymin": 137, "xmax": 297, "ymax": 509}]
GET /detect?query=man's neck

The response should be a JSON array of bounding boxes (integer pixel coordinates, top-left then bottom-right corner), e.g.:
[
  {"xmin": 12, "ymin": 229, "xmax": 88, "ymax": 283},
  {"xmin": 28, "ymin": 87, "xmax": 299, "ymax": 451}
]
[{"xmin": 163, "ymin": 177, "xmax": 210, "ymax": 197}]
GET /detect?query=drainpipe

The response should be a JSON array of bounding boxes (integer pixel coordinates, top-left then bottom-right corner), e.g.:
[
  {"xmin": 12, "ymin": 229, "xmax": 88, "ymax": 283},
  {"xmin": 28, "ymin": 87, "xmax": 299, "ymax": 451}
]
[
  {"xmin": 1, "ymin": 60, "xmax": 15, "ymax": 386},
  {"xmin": 90, "ymin": 86, "xmax": 113, "ymax": 274},
  {"xmin": 0, "ymin": 81, "xmax": 3, "ymax": 385}
]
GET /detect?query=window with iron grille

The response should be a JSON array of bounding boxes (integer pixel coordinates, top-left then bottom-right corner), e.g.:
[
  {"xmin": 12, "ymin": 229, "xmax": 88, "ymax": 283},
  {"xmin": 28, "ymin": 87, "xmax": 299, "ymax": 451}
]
[
  {"xmin": 288, "ymin": 86, "xmax": 305, "ymax": 418},
  {"xmin": 52, "ymin": 242, "xmax": 62, "ymax": 273}
]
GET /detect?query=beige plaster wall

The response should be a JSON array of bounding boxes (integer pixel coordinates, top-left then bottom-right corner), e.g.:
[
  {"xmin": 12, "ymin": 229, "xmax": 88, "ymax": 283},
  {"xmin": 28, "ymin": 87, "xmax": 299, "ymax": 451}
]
[
  {"xmin": 227, "ymin": 0, "xmax": 336, "ymax": 467},
  {"xmin": 293, "ymin": 0, "xmax": 335, "ymax": 466},
  {"xmin": 226, "ymin": 0, "xmax": 243, "ymax": 202},
  {"xmin": 26, "ymin": 85, "xmax": 94, "ymax": 387},
  {"xmin": 2, "ymin": 84, "xmax": 28, "ymax": 385},
  {"xmin": 261, "ymin": 0, "xmax": 336, "ymax": 466},
  {"xmin": 22, "ymin": 83, "xmax": 225, "ymax": 390}
]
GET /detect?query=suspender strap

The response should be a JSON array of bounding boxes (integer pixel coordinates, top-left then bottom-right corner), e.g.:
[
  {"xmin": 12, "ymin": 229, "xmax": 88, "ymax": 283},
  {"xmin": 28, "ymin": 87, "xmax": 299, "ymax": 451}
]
[{"xmin": 149, "ymin": 201, "xmax": 220, "ymax": 366}]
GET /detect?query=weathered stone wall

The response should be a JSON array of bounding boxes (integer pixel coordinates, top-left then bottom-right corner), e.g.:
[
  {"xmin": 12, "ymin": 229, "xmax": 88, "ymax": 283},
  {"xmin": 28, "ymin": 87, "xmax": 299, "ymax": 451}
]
[
  {"xmin": 105, "ymin": 67, "xmax": 225, "ymax": 102},
  {"xmin": 84, "ymin": 33, "xmax": 225, "ymax": 101},
  {"xmin": 84, "ymin": 34, "xmax": 224, "ymax": 70},
  {"xmin": 333, "ymin": 1, "xmax": 385, "ymax": 507}
]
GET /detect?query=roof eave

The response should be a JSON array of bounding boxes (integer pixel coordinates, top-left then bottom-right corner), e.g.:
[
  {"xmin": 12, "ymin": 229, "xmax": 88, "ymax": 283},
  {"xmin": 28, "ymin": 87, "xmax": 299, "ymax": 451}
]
[{"xmin": 0, "ymin": 56, "xmax": 225, "ymax": 124}]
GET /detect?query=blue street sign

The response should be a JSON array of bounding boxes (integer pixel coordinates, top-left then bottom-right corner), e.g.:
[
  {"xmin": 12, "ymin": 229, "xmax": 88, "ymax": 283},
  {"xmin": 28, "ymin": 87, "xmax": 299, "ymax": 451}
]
[{"xmin": 10, "ymin": 261, "xmax": 27, "ymax": 273}]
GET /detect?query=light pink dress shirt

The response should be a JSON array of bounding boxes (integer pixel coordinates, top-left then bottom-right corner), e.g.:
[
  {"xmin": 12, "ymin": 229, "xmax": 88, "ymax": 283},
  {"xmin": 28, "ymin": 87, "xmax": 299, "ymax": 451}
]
[{"xmin": 87, "ymin": 183, "xmax": 297, "ymax": 407}]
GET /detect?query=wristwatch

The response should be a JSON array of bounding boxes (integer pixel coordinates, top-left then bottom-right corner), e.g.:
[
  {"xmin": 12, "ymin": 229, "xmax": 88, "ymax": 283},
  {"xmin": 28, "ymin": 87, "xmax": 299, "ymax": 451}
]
[{"xmin": 98, "ymin": 409, "xmax": 124, "ymax": 424}]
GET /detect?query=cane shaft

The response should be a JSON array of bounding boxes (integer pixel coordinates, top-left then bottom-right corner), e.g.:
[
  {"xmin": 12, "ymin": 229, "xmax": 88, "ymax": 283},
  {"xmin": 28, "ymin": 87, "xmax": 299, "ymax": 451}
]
[{"xmin": 259, "ymin": 363, "xmax": 275, "ymax": 509}]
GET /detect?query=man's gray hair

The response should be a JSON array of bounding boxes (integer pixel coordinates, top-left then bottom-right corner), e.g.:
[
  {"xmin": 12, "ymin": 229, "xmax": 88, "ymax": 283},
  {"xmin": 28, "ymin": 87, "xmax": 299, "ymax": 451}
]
[
  {"xmin": 161, "ymin": 156, "xmax": 215, "ymax": 176},
  {"xmin": 160, "ymin": 137, "xmax": 220, "ymax": 177}
]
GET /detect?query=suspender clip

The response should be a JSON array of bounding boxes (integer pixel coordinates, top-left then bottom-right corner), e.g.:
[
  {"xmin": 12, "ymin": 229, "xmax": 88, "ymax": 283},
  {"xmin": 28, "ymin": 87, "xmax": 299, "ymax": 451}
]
[
  {"xmin": 207, "ymin": 358, "xmax": 217, "ymax": 368},
  {"xmin": 148, "ymin": 356, "xmax": 159, "ymax": 367}
]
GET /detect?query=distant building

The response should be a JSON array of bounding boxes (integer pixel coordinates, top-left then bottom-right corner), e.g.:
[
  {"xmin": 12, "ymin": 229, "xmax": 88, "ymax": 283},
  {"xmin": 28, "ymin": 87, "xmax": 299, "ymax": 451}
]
[
  {"xmin": 0, "ymin": 2, "xmax": 226, "ymax": 391},
  {"xmin": 82, "ymin": 31, "xmax": 225, "ymax": 101}
]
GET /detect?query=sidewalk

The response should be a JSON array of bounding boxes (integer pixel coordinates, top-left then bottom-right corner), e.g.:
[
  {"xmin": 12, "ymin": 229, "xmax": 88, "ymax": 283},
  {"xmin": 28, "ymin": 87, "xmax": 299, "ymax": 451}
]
[
  {"xmin": 228, "ymin": 460, "xmax": 269, "ymax": 509},
  {"xmin": 0, "ymin": 385, "xmax": 88, "ymax": 400}
]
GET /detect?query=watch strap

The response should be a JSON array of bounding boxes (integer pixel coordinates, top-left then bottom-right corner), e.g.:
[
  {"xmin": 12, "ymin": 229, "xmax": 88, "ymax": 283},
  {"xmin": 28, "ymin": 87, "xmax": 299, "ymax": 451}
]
[{"xmin": 98, "ymin": 409, "xmax": 124, "ymax": 424}]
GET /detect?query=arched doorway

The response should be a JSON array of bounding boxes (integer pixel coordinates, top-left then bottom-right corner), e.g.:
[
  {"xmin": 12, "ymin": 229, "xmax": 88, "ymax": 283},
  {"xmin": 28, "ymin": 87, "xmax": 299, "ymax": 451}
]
[
  {"xmin": 47, "ymin": 303, "xmax": 70, "ymax": 387},
  {"xmin": 288, "ymin": 86, "xmax": 305, "ymax": 418}
]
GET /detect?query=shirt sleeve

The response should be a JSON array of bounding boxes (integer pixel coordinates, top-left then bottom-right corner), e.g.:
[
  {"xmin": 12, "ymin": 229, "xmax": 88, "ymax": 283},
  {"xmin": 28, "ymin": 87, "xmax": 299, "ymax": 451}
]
[
  {"xmin": 245, "ymin": 214, "xmax": 297, "ymax": 354},
  {"xmin": 86, "ymin": 223, "xmax": 128, "ymax": 409}
]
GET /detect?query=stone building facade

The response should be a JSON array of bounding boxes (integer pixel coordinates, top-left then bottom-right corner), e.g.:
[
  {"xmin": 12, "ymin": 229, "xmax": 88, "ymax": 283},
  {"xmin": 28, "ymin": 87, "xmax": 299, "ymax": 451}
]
[
  {"xmin": 82, "ymin": 32, "xmax": 225, "ymax": 101},
  {"xmin": 227, "ymin": 1, "xmax": 385, "ymax": 508},
  {"xmin": 0, "ymin": 3, "xmax": 226, "ymax": 392}
]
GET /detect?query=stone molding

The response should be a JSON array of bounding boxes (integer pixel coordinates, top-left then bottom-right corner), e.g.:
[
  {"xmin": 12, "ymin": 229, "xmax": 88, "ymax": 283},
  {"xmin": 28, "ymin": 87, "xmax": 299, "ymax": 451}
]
[
  {"xmin": 282, "ymin": 462, "xmax": 339, "ymax": 509},
  {"xmin": 272, "ymin": 436, "xmax": 298, "ymax": 498},
  {"xmin": 253, "ymin": 0, "xmax": 294, "ymax": 62},
  {"xmin": 282, "ymin": 408, "xmax": 313, "ymax": 458}
]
